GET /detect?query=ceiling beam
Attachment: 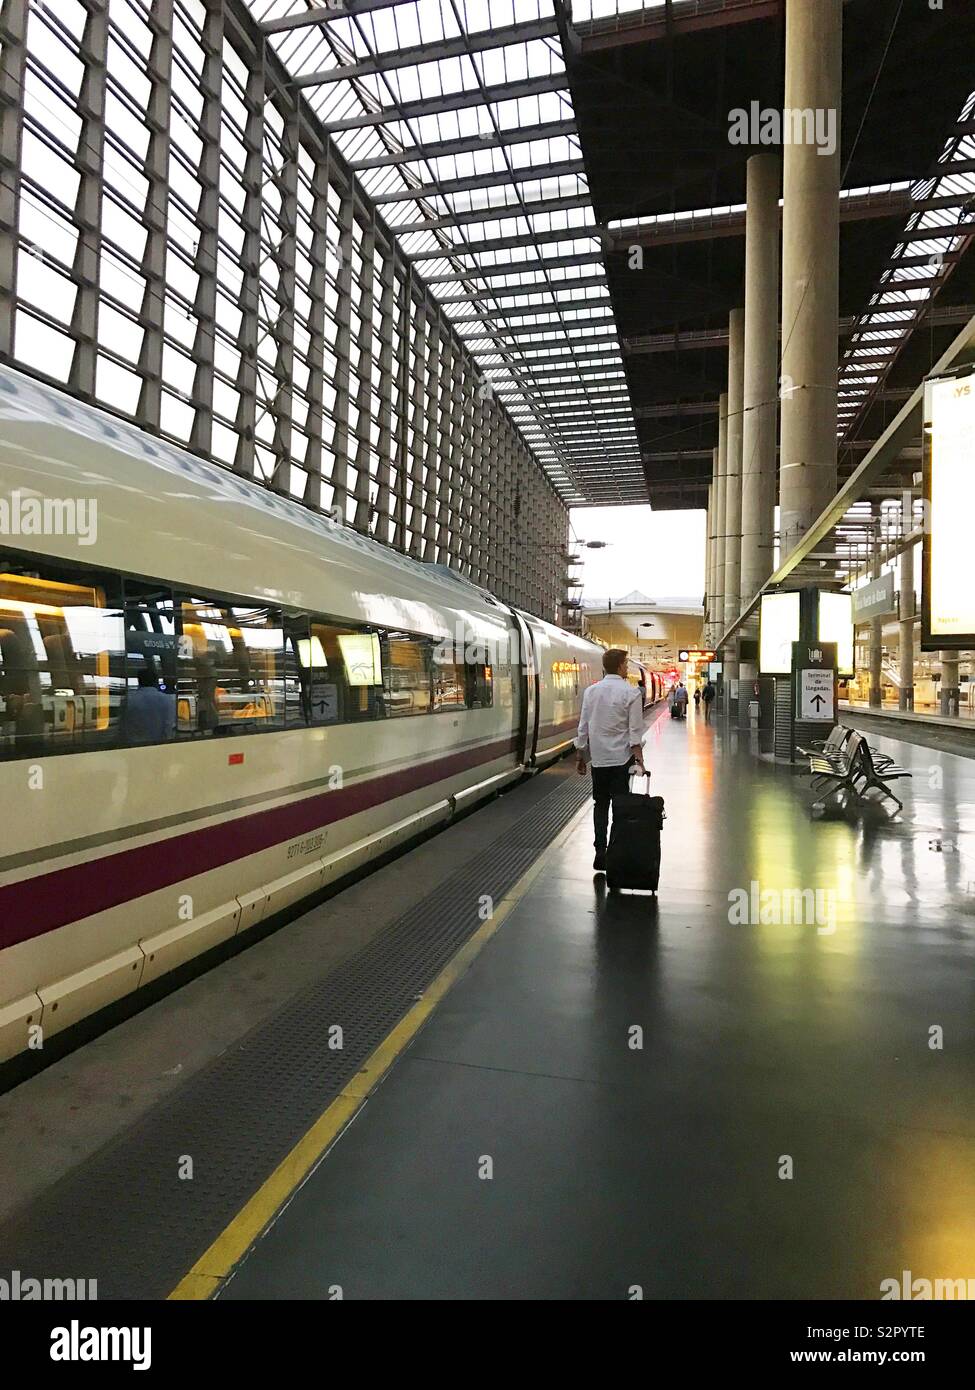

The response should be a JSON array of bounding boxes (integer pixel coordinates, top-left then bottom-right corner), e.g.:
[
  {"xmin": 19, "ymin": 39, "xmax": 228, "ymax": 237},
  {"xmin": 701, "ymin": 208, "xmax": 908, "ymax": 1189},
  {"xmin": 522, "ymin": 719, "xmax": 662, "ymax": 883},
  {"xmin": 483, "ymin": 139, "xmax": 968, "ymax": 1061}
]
[
  {"xmin": 486, "ymin": 362, "xmax": 627, "ymax": 380},
  {"xmin": 409, "ymin": 222, "xmax": 600, "ymax": 261},
  {"xmin": 573, "ymin": 0, "xmax": 782, "ymax": 53},
  {"xmin": 477, "ymin": 346, "xmax": 623, "ymax": 368},
  {"xmin": 612, "ymin": 186, "xmax": 925, "ymax": 249},
  {"xmin": 322, "ymin": 73, "xmax": 568, "ymax": 132},
  {"xmin": 372, "ymin": 158, "xmax": 587, "ymax": 204},
  {"xmin": 424, "ymin": 251, "xmax": 605, "ymax": 282},
  {"xmin": 391, "ymin": 191, "xmax": 591, "ymax": 234},
  {"xmin": 453, "ymin": 296, "xmax": 611, "ymax": 322},
  {"xmin": 500, "ymin": 389, "xmax": 632, "ymax": 402},
  {"xmin": 293, "ymin": 17, "xmax": 559, "ymax": 87},
  {"xmin": 621, "ymin": 301, "xmax": 975, "ymax": 354},
  {"xmin": 262, "ymin": 0, "xmax": 416, "ymax": 34},
  {"xmin": 350, "ymin": 119, "xmax": 578, "ymax": 170},
  {"xmin": 634, "ymin": 401, "xmax": 719, "ymax": 418},
  {"xmin": 643, "ymin": 450, "xmax": 713, "ymax": 463},
  {"xmin": 439, "ymin": 273, "xmax": 609, "ymax": 303},
  {"xmin": 460, "ymin": 314, "xmax": 619, "ymax": 340}
]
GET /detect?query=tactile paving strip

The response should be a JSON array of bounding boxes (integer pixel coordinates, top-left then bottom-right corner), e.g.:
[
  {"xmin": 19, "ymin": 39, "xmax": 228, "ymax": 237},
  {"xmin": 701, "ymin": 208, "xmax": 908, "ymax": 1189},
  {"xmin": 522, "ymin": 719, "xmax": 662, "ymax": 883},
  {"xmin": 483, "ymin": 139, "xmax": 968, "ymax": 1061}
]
[{"xmin": 0, "ymin": 771, "xmax": 591, "ymax": 1299}]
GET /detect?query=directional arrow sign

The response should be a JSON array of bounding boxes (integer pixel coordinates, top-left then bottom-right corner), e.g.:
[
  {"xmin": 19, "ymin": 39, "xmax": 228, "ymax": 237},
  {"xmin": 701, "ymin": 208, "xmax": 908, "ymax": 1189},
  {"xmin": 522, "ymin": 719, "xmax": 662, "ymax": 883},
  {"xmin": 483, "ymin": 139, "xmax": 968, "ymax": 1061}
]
[{"xmin": 801, "ymin": 669, "xmax": 834, "ymax": 722}]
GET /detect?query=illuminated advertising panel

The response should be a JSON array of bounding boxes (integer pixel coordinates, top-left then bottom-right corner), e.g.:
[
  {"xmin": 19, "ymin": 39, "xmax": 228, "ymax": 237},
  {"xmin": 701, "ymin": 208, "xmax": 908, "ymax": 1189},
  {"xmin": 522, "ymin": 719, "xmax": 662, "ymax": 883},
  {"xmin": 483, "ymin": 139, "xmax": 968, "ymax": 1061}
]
[
  {"xmin": 759, "ymin": 591, "xmax": 800, "ymax": 674},
  {"xmin": 818, "ymin": 591, "xmax": 854, "ymax": 677},
  {"xmin": 923, "ymin": 373, "xmax": 975, "ymax": 649}
]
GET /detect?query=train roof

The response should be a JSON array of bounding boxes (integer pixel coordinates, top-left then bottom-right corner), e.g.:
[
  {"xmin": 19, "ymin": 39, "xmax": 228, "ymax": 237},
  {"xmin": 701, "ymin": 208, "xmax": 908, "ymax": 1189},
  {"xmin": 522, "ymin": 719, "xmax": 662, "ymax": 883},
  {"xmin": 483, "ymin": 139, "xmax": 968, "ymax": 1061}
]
[{"xmin": 0, "ymin": 365, "xmax": 596, "ymax": 654}]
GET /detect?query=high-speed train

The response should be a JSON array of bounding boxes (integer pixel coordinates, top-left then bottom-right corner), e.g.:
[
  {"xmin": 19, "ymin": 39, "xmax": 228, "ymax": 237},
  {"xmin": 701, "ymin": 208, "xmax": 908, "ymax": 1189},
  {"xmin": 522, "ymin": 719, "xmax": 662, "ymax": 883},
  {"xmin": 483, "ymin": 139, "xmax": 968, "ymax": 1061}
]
[
  {"xmin": 0, "ymin": 365, "xmax": 605, "ymax": 1064},
  {"xmin": 625, "ymin": 657, "xmax": 666, "ymax": 709}
]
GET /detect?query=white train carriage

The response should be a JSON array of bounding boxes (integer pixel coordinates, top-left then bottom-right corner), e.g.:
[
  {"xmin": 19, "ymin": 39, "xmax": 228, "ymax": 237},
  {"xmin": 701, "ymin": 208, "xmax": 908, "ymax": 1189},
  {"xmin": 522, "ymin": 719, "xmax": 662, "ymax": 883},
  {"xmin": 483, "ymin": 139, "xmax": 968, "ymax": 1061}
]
[{"xmin": 0, "ymin": 366, "xmax": 601, "ymax": 1064}]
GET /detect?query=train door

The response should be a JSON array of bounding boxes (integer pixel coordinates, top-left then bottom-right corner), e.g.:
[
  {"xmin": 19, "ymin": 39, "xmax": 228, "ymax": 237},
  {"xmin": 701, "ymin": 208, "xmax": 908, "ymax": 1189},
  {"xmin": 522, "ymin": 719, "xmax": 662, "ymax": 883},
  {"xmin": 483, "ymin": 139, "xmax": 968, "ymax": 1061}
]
[{"xmin": 510, "ymin": 609, "xmax": 539, "ymax": 766}]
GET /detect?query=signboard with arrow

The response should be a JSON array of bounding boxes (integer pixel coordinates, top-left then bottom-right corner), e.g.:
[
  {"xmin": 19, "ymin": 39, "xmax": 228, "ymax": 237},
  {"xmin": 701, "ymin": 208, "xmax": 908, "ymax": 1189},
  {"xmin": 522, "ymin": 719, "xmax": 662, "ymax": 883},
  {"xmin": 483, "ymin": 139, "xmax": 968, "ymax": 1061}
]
[
  {"xmin": 792, "ymin": 639, "xmax": 837, "ymax": 728},
  {"xmin": 800, "ymin": 668, "xmax": 834, "ymax": 721}
]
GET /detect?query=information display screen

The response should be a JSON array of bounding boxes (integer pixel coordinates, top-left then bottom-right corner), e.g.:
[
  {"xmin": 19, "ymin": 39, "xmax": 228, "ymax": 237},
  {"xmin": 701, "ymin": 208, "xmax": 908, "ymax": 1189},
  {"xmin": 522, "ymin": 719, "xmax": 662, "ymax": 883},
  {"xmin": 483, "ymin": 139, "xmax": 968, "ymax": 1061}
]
[
  {"xmin": 818, "ymin": 591, "xmax": 854, "ymax": 677},
  {"xmin": 923, "ymin": 374, "xmax": 975, "ymax": 649},
  {"xmin": 759, "ymin": 592, "xmax": 800, "ymax": 674}
]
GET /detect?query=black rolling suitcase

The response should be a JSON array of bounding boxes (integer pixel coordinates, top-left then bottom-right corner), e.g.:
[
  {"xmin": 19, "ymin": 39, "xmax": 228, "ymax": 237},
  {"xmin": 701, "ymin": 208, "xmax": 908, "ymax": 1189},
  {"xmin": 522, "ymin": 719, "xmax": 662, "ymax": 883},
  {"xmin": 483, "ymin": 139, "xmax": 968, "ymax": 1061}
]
[{"xmin": 606, "ymin": 770, "xmax": 665, "ymax": 894}]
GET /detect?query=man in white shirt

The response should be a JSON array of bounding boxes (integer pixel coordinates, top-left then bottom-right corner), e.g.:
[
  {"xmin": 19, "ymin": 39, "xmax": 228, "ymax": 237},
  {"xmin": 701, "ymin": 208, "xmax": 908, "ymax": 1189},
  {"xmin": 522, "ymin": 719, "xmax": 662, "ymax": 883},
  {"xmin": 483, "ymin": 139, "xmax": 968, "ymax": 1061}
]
[{"xmin": 575, "ymin": 648, "xmax": 647, "ymax": 872}]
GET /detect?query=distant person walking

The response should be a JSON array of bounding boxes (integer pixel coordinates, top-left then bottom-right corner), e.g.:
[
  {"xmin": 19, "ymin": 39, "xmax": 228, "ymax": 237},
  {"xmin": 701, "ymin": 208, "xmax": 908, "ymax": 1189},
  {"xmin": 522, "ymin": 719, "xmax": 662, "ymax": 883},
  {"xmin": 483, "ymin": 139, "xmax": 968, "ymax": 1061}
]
[
  {"xmin": 575, "ymin": 648, "xmax": 647, "ymax": 873},
  {"xmin": 701, "ymin": 678, "xmax": 716, "ymax": 724},
  {"xmin": 673, "ymin": 682, "xmax": 688, "ymax": 719},
  {"xmin": 693, "ymin": 686, "xmax": 701, "ymax": 712}
]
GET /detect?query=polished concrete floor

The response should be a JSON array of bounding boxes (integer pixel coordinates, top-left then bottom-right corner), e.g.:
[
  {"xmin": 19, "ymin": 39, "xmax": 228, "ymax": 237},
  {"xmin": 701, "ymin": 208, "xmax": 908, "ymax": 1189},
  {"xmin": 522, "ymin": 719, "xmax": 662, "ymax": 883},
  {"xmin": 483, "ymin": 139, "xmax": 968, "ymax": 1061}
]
[{"xmin": 221, "ymin": 708, "xmax": 975, "ymax": 1300}]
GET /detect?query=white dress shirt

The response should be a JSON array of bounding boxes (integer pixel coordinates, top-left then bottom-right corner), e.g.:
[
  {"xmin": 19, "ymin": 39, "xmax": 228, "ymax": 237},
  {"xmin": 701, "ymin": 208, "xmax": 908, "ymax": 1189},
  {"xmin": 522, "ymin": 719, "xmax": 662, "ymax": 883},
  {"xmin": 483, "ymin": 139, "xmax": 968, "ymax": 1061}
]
[{"xmin": 575, "ymin": 674, "xmax": 644, "ymax": 768}]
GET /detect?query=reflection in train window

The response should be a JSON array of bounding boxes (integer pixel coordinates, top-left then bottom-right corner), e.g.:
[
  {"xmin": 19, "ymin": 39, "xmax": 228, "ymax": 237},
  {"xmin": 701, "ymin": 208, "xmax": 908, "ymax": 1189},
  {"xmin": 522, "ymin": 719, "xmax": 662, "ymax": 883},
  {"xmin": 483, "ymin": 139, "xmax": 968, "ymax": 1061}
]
[
  {"xmin": 467, "ymin": 661, "xmax": 494, "ymax": 709},
  {"xmin": 288, "ymin": 616, "xmax": 382, "ymax": 725},
  {"xmin": 176, "ymin": 600, "xmax": 289, "ymax": 736},
  {"xmin": 0, "ymin": 560, "xmax": 125, "ymax": 757},
  {"xmin": 433, "ymin": 642, "xmax": 467, "ymax": 712},
  {"xmin": 0, "ymin": 548, "xmax": 521, "ymax": 756},
  {"xmin": 123, "ymin": 584, "xmax": 177, "ymax": 686},
  {"xmin": 384, "ymin": 632, "xmax": 433, "ymax": 716}
]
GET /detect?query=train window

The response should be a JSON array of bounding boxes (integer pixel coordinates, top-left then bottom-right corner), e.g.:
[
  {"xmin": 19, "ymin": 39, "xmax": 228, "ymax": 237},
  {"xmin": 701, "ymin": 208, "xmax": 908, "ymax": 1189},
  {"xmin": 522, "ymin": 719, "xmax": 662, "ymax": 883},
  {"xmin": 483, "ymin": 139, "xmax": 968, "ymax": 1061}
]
[
  {"xmin": 176, "ymin": 600, "xmax": 289, "ymax": 736},
  {"xmin": 466, "ymin": 660, "xmax": 494, "ymax": 709},
  {"xmin": 432, "ymin": 642, "xmax": 467, "ymax": 712},
  {"xmin": 383, "ymin": 631, "xmax": 433, "ymax": 716},
  {"xmin": 120, "ymin": 582, "xmax": 178, "ymax": 745},
  {"xmin": 287, "ymin": 615, "xmax": 383, "ymax": 725},
  {"xmin": 123, "ymin": 585, "xmax": 177, "ymax": 681},
  {"xmin": 0, "ymin": 556, "xmax": 126, "ymax": 758}
]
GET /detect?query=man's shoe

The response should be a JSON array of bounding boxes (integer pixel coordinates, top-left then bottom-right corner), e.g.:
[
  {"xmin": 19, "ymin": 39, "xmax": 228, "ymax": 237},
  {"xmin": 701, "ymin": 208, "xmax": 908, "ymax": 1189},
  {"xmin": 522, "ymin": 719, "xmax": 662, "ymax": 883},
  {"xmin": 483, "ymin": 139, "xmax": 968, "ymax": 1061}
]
[{"xmin": 593, "ymin": 852, "xmax": 607, "ymax": 873}]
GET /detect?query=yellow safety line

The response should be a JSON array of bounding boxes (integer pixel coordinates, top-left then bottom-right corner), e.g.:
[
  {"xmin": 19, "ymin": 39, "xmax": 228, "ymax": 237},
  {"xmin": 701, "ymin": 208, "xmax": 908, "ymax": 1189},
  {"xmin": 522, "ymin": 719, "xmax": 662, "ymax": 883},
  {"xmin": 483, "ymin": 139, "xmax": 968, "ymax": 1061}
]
[{"xmin": 168, "ymin": 792, "xmax": 585, "ymax": 1300}]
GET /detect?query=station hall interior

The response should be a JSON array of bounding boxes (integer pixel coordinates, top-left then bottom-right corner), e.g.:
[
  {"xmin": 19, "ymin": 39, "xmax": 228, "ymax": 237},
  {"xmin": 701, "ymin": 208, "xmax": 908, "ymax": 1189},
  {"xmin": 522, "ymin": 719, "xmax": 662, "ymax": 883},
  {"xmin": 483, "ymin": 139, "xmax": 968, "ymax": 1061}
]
[{"xmin": 2, "ymin": 0, "xmax": 975, "ymax": 1315}]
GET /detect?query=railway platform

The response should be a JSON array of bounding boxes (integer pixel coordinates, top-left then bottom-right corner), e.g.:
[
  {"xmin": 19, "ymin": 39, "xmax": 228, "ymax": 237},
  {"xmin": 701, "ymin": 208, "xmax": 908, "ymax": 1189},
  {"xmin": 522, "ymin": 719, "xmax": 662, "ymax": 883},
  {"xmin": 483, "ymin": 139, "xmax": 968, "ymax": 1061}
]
[{"xmin": 1, "ymin": 704, "xmax": 975, "ymax": 1300}]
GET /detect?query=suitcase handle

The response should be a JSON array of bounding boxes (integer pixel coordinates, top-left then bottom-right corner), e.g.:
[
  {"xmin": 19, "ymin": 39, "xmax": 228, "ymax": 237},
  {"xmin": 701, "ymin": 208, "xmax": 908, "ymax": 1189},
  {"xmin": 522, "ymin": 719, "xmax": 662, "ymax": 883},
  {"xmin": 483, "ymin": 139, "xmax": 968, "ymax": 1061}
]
[{"xmin": 628, "ymin": 766, "xmax": 652, "ymax": 794}]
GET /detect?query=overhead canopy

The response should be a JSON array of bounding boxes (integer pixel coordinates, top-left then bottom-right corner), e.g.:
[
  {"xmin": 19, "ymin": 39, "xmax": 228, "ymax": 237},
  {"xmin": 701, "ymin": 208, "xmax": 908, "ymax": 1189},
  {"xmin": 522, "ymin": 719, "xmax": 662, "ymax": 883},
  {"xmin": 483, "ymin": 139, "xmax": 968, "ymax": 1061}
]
[
  {"xmin": 250, "ymin": 0, "xmax": 975, "ymax": 513},
  {"xmin": 566, "ymin": 0, "xmax": 975, "ymax": 508},
  {"xmin": 250, "ymin": 0, "xmax": 645, "ymax": 505}
]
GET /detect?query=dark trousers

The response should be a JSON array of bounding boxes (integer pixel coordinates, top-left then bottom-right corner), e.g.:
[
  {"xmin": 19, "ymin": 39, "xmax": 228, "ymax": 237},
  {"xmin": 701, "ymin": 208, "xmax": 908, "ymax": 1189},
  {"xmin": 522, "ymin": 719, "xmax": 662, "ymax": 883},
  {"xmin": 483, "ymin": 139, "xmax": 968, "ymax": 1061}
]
[{"xmin": 590, "ymin": 761, "xmax": 632, "ymax": 852}]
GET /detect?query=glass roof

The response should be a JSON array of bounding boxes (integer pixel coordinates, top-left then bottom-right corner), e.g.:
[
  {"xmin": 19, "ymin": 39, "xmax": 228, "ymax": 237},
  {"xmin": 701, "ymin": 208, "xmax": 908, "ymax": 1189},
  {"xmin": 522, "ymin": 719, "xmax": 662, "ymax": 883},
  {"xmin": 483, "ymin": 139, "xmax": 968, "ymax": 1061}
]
[{"xmin": 247, "ymin": 0, "xmax": 645, "ymax": 504}]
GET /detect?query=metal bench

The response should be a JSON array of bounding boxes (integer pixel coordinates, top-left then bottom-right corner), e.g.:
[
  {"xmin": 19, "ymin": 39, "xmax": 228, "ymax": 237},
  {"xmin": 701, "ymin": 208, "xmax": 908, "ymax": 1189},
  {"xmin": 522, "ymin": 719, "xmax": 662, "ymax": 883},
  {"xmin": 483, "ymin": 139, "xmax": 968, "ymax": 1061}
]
[
  {"xmin": 797, "ymin": 723, "xmax": 854, "ymax": 796},
  {"xmin": 797, "ymin": 722, "xmax": 852, "ymax": 764},
  {"xmin": 805, "ymin": 728, "xmax": 912, "ymax": 812}
]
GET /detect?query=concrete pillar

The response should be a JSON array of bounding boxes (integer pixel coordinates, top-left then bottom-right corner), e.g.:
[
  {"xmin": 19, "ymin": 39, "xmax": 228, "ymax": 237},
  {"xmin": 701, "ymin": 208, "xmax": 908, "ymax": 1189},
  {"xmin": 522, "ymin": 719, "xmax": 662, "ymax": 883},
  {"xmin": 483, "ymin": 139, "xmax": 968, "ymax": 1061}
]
[
  {"xmin": 705, "ymin": 481, "xmax": 714, "ymax": 646},
  {"xmin": 713, "ymin": 405, "xmax": 728, "ymax": 643},
  {"xmin": 940, "ymin": 650, "xmax": 960, "ymax": 717},
  {"xmin": 740, "ymin": 153, "xmax": 781, "ymax": 605},
  {"xmin": 898, "ymin": 541, "xmax": 915, "ymax": 711},
  {"xmin": 723, "ymin": 314, "xmax": 743, "ymax": 721},
  {"xmin": 723, "ymin": 307, "xmax": 745, "ymax": 630},
  {"xmin": 778, "ymin": 0, "xmax": 842, "ymax": 559}
]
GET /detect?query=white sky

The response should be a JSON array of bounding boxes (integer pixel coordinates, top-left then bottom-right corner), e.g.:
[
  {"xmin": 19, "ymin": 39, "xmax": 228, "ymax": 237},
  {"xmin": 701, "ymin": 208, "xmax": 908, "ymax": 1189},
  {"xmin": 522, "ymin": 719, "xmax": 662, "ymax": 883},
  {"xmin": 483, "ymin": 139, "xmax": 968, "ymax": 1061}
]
[{"xmin": 570, "ymin": 505, "xmax": 706, "ymax": 604}]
